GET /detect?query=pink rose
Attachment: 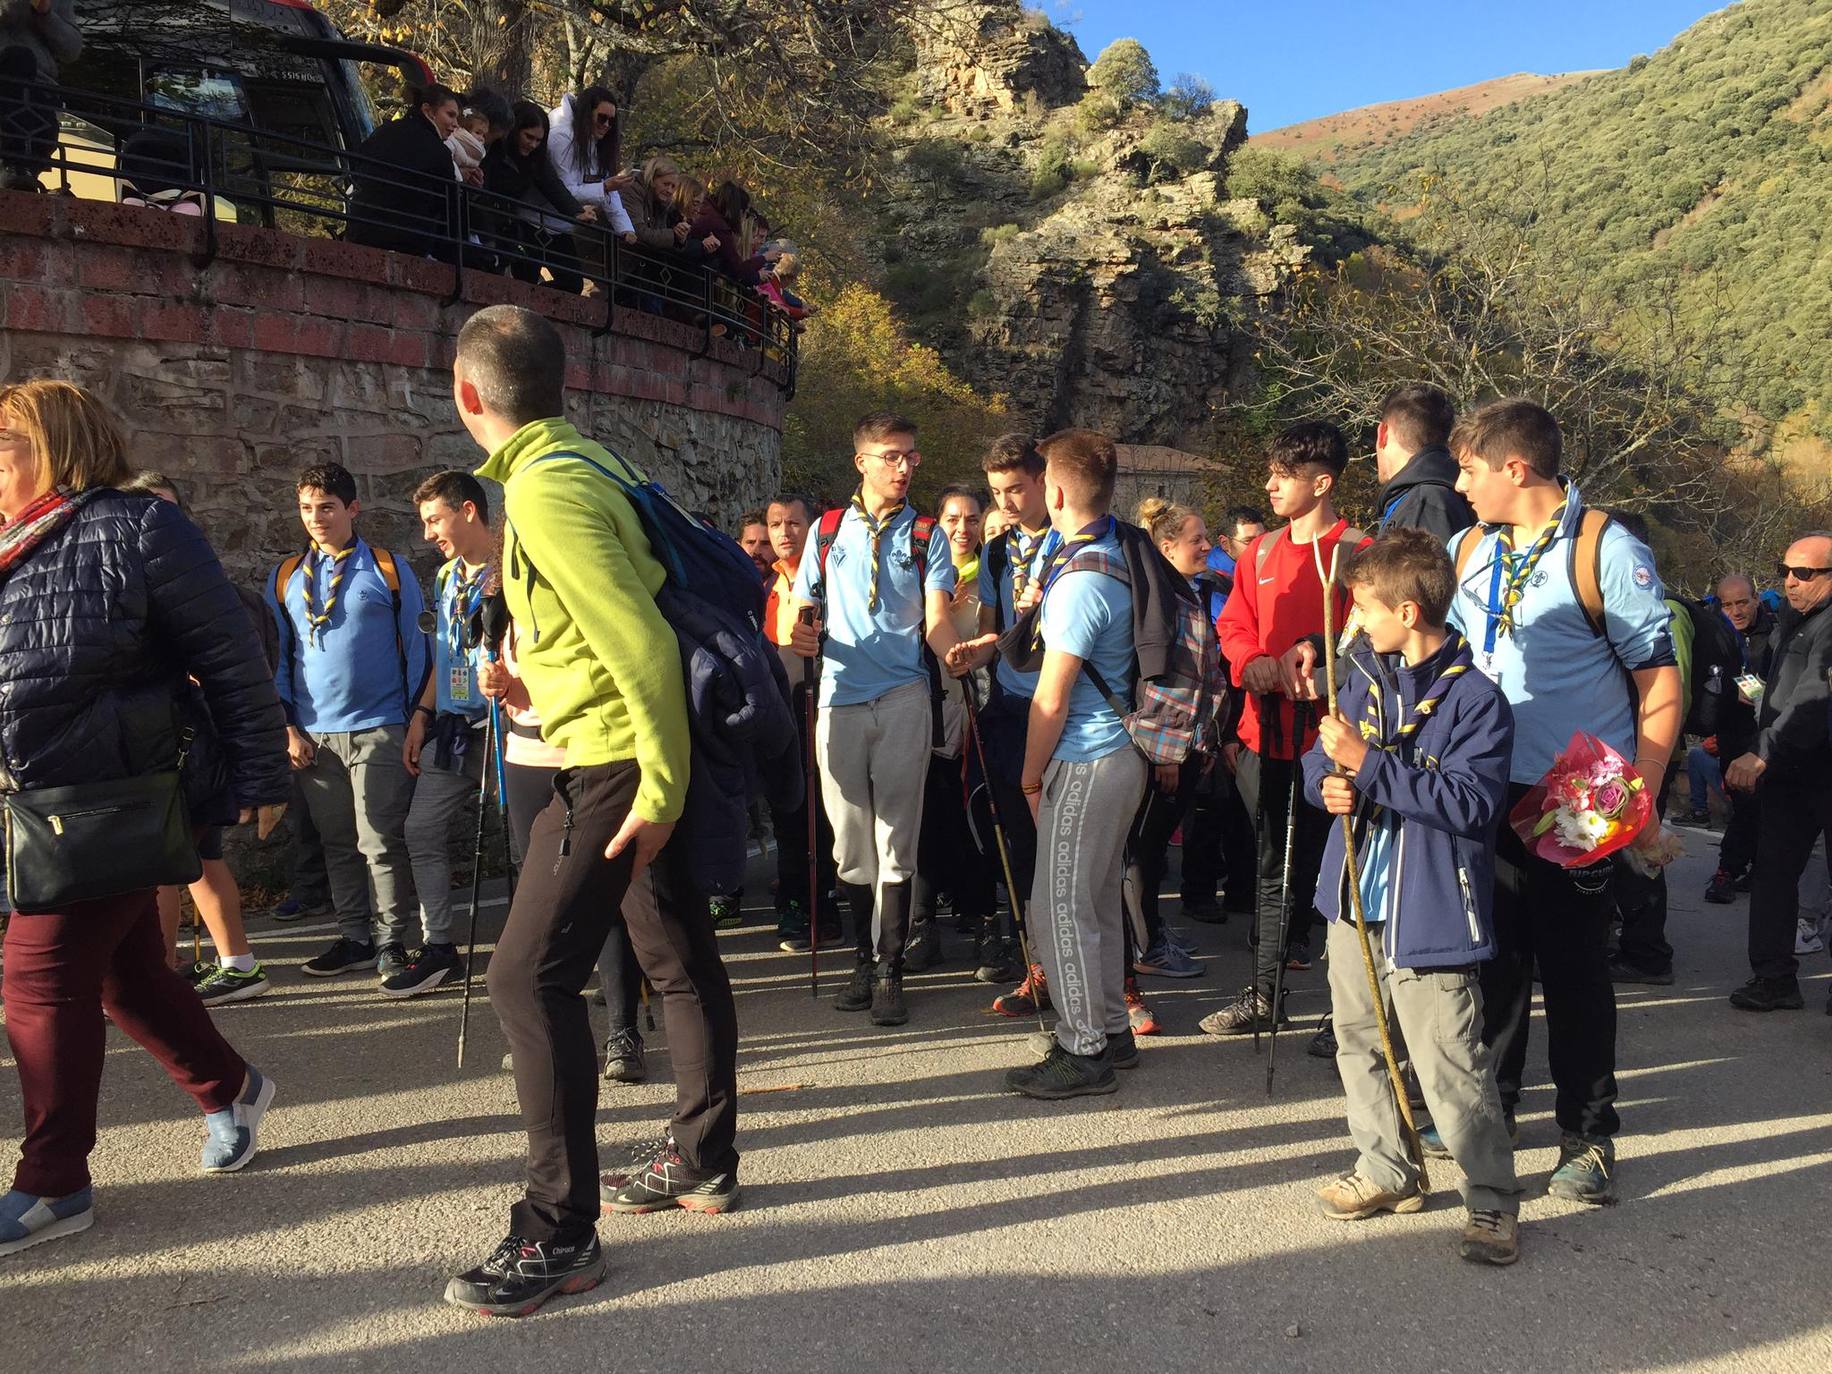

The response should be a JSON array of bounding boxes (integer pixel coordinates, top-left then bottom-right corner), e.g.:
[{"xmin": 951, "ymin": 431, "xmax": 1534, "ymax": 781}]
[{"xmin": 1594, "ymin": 779, "xmax": 1630, "ymax": 820}]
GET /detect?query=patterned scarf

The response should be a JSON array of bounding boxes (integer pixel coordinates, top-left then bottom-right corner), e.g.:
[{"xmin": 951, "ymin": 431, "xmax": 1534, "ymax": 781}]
[
  {"xmin": 0, "ymin": 486, "xmax": 94, "ymax": 576},
  {"xmin": 302, "ymin": 543, "xmax": 356, "ymax": 647},
  {"xmin": 1032, "ymin": 516, "xmax": 1113, "ymax": 648},
  {"xmin": 1491, "ymin": 496, "xmax": 1569, "ymax": 640},
  {"xmin": 850, "ymin": 489, "xmax": 907, "ymax": 613},
  {"xmin": 1007, "ymin": 525, "xmax": 1046, "ymax": 603},
  {"xmin": 1358, "ymin": 631, "xmax": 1476, "ymax": 762}
]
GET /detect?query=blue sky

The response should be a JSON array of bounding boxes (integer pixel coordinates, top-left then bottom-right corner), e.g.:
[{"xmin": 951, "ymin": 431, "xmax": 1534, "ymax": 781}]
[{"xmin": 1051, "ymin": 0, "xmax": 1731, "ymax": 131}]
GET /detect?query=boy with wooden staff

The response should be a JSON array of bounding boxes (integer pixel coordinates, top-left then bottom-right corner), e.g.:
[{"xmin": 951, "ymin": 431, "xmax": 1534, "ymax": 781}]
[{"xmin": 1301, "ymin": 527, "xmax": 1525, "ymax": 1265}]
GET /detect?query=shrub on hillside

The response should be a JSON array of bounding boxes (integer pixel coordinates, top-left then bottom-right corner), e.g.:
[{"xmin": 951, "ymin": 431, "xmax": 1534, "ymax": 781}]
[
  {"xmin": 1138, "ymin": 121, "xmax": 1206, "ymax": 182},
  {"xmin": 1089, "ymin": 38, "xmax": 1160, "ymax": 105}
]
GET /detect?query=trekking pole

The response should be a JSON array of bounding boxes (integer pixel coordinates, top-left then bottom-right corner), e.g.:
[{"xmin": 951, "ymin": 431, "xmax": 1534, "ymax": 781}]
[
  {"xmin": 1265, "ymin": 697, "xmax": 1303, "ymax": 1095},
  {"xmin": 799, "ymin": 606, "xmax": 822, "ymax": 997},
  {"xmin": 961, "ymin": 673, "xmax": 1050, "ymax": 1038},
  {"xmin": 490, "ymin": 695, "xmax": 519, "ymax": 903},
  {"xmin": 1312, "ymin": 541, "xmax": 1429, "ymax": 1186},
  {"xmin": 456, "ymin": 707, "xmax": 496, "ymax": 1069}
]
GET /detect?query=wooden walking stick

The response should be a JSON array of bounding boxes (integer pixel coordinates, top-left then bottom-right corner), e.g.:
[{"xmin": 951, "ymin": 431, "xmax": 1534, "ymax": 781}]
[{"xmin": 1312, "ymin": 540, "xmax": 1430, "ymax": 1189}]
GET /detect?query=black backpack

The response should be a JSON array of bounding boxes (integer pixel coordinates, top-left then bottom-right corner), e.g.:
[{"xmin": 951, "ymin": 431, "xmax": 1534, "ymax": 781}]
[{"xmin": 1672, "ymin": 595, "xmax": 1743, "ymax": 738}]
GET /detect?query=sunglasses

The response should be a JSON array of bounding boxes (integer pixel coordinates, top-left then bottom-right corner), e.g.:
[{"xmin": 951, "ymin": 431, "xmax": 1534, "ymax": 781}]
[{"xmin": 1776, "ymin": 563, "xmax": 1832, "ymax": 582}]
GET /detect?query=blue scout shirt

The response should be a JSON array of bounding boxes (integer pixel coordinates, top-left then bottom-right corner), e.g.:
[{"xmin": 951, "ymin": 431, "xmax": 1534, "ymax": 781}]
[
  {"xmin": 433, "ymin": 557, "xmax": 489, "ymax": 722},
  {"xmin": 978, "ymin": 523, "xmax": 1059, "ymax": 700},
  {"xmin": 1039, "ymin": 529, "xmax": 1135, "ymax": 764},
  {"xmin": 791, "ymin": 502, "xmax": 957, "ymax": 708},
  {"xmin": 268, "ymin": 538, "xmax": 430, "ymax": 734},
  {"xmin": 1446, "ymin": 483, "xmax": 1674, "ymax": 785}
]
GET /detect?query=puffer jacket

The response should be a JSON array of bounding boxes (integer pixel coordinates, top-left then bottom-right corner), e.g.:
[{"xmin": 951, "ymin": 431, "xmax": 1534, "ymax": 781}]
[
  {"xmin": 0, "ymin": 490, "xmax": 290, "ymax": 818},
  {"xmin": 1301, "ymin": 632, "xmax": 1515, "ymax": 969}
]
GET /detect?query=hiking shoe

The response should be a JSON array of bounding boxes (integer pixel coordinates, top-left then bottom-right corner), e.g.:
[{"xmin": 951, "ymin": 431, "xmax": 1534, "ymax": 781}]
[
  {"xmin": 0, "ymin": 1186, "xmax": 94, "ymax": 1258},
  {"xmin": 1703, "ymin": 868, "xmax": 1737, "ymax": 904},
  {"xmin": 1605, "ymin": 955, "xmax": 1674, "ymax": 986},
  {"xmin": 835, "ymin": 960, "xmax": 875, "ymax": 1012},
  {"xmin": 302, "ymin": 937, "xmax": 378, "ymax": 977},
  {"xmin": 196, "ymin": 963, "xmax": 271, "ymax": 1007},
  {"xmin": 1181, "ymin": 896, "xmax": 1228, "ymax": 925},
  {"xmin": 1199, "ymin": 986, "xmax": 1285, "ymax": 1036},
  {"xmin": 269, "ymin": 896, "xmax": 328, "ymax": 924},
  {"xmin": 201, "ymin": 1067, "xmax": 276, "ymax": 1173},
  {"xmin": 1315, "ymin": 1171, "xmax": 1425, "ymax": 1219},
  {"xmin": 603, "ymin": 1031, "xmax": 646, "ymax": 1084},
  {"xmin": 380, "ymin": 943, "xmax": 462, "ymax": 999},
  {"xmin": 1284, "ymin": 942, "xmax": 1313, "ymax": 972},
  {"xmin": 603, "ymin": 1146, "xmax": 740, "ymax": 1214},
  {"xmin": 870, "ymin": 973, "xmax": 908, "ymax": 1026},
  {"xmin": 1421, "ymin": 1112, "xmax": 1517, "ymax": 1160},
  {"xmin": 1728, "ymin": 976, "xmax": 1804, "ymax": 1012},
  {"xmin": 1134, "ymin": 937, "xmax": 1202, "ymax": 979},
  {"xmin": 709, "ymin": 894, "xmax": 742, "ymax": 929},
  {"xmin": 1680, "ymin": 809, "xmax": 1712, "ymax": 828},
  {"xmin": 444, "ymin": 1232, "xmax": 606, "ymax": 1317},
  {"xmin": 991, "ymin": 963, "xmax": 1049, "ymax": 1017},
  {"xmin": 775, "ymin": 902, "xmax": 808, "ymax": 951},
  {"xmin": 1549, "ymin": 1134, "xmax": 1615, "ymax": 1205},
  {"xmin": 1125, "ymin": 976, "xmax": 1160, "ymax": 1035},
  {"xmin": 1307, "ymin": 1015, "xmax": 1337, "ymax": 1059},
  {"xmin": 974, "ymin": 933, "xmax": 1021, "ymax": 984},
  {"xmin": 375, "ymin": 943, "xmax": 409, "ymax": 981},
  {"xmin": 1796, "ymin": 919, "xmax": 1826, "ymax": 955},
  {"xmin": 1005, "ymin": 1041, "xmax": 1119, "ymax": 1100},
  {"xmin": 903, "ymin": 919, "xmax": 941, "ymax": 972},
  {"xmin": 1106, "ymin": 1027, "xmax": 1140, "ymax": 1070},
  {"xmin": 179, "ymin": 960, "xmax": 214, "ymax": 986},
  {"xmin": 1459, "ymin": 1209, "xmax": 1520, "ymax": 1266},
  {"xmin": 598, "ymin": 1132, "xmax": 674, "ymax": 1194}
]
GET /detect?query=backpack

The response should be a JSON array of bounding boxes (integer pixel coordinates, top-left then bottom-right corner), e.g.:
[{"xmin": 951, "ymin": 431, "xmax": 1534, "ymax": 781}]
[
  {"xmin": 1452, "ymin": 510, "xmax": 1737, "ymax": 736},
  {"xmin": 273, "ymin": 543, "xmax": 408, "ymax": 693}
]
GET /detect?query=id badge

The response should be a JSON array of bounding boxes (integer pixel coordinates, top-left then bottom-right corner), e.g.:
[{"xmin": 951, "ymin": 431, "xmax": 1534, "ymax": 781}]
[{"xmin": 449, "ymin": 662, "xmax": 474, "ymax": 704}]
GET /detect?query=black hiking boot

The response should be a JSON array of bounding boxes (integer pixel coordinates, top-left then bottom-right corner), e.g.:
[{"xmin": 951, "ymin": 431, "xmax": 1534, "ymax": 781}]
[
  {"xmin": 1005, "ymin": 1041, "xmax": 1119, "ymax": 1100},
  {"xmin": 835, "ymin": 959, "xmax": 875, "ymax": 1012},
  {"xmin": 443, "ymin": 1233, "xmax": 606, "ymax": 1317},
  {"xmin": 870, "ymin": 972, "xmax": 908, "ymax": 1026},
  {"xmin": 1728, "ymin": 975, "xmax": 1804, "ymax": 1012}
]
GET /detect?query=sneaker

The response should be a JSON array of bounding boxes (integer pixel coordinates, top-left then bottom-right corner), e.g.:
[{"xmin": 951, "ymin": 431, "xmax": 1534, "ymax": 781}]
[
  {"xmin": 379, "ymin": 943, "xmax": 462, "ymax": 999},
  {"xmin": 779, "ymin": 917, "xmax": 846, "ymax": 953},
  {"xmin": 974, "ymin": 932, "xmax": 1021, "ymax": 984},
  {"xmin": 1124, "ymin": 976, "xmax": 1160, "ymax": 1035},
  {"xmin": 1604, "ymin": 955, "xmax": 1674, "ymax": 986},
  {"xmin": 835, "ymin": 960, "xmax": 875, "ymax": 1012},
  {"xmin": 991, "ymin": 963, "xmax": 1049, "ymax": 1017},
  {"xmin": 1307, "ymin": 1015, "xmax": 1336, "ymax": 1059},
  {"xmin": 179, "ymin": 960, "xmax": 214, "ymax": 986},
  {"xmin": 1105, "ymin": 1027, "xmax": 1140, "ymax": 1070},
  {"xmin": 443, "ymin": 1232, "xmax": 607, "ymax": 1317},
  {"xmin": 1004, "ymin": 1041, "xmax": 1119, "ymax": 1100},
  {"xmin": 1421, "ymin": 1111, "xmax": 1517, "ymax": 1160},
  {"xmin": 1164, "ymin": 925, "xmax": 1200, "ymax": 956},
  {"xmin": 709, "ymin": 894, "xmax": 742, "ymax": 929},
  {"xmin": 1548, "ymin": 1133, "xmax": 1615, "ymax": 1205},
  {"xmin": 1459, "ymin": 1209, "xmax": 1520, "ymax": 1265},
  {"xmin": 1199, "ymin": 985, "xmax": 1285, "ymax": 1036},
  {"xmin": 301, "ymin": 937, "xmax": 375, "ymax": 978},
  {"xmin": 602, "ymin": 1146, "xmax": 741, "ymax": 1214},
  {"xmin": 903, "ymin": 918, "xmax": 941, "ymax": 972},
  {"xmin": 603, "ymin": 1030, "xmax": 646, "ymax": 1084},
  {"xmin": 1703, "ymin": 869, "xmax": 1736, "ymax": 905},
  {"xmin": 269, "ymin": 896, "xmax": 329, "ymax": 923},
  {"xmin": 0, "ymin": 1186, "xmax": 95, "ymax": 1258},
  {"xmin": 775, "ymin": 902, "xmax": 808, "ymax": 952},
  {"xmin": 598, "ymin": 1132, "xmax": 675, "ymax": 1194},
  {"xmin": 1284, "ymin": 942, "xmax": 1313, "ymax": 972},
  {"xmin": 195, "ymin": 963, "xmax": 271, "ymax": 1007},
  {"xmin": 1733, "ymin": 870, "xmax": 1753, "ymax": 892},
  {"xmin": 1314, "ymin": 1170, "xmax": 1425, "ymax": 1219},
  {"xmin": 1679, "ymin": 809, "xmax": 1713, "ymax": 828},
  {"xmin": 1728, "ymin": 975, "xmax": 1804, "ymax": 1012},
  {"xmin": 200, "ymin": 1067, "xmax": 276, "ymax": 1173},
  {"xmin": 1181, "ymin": 896, "xmax": 1228, "ymax": 925},
  {"xmin": 1796, "ymin": 918, "xmax": 1825, "ymax": 955},
  {"xmin": 375, "ymin": 943, "xmax": 409, "ymax": 981},
  {"xmin": 1133, "ymin": 937, "xmax": 1202, "ymax": 979},
  {"xmin": 870, "ymin": 973, "xmax": 908, "ymax": 1026}
]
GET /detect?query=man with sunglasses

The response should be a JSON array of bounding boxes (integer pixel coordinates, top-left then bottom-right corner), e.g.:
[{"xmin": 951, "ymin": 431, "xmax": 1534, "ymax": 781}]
[{"xmin": 1725, "ymin": 534, "xmax": 1832, "ymax": 1014}]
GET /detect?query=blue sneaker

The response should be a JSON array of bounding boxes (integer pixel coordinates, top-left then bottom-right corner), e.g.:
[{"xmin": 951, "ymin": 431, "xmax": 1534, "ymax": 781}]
[
  {"xmin": 201, "ymin": 1068, "xmax": 276, "ymax": 1174},
  {"xmin": 1133, "ymin": 937, "xmax": 1202, "ymax": 979},
  {"xmin": 0, "ymin": 1186, "xmax": 94, "ymax": 1258},
  {"xmin": 1549, "ymin": 1133, "xmax": 1616, "ymax": 1205},
  {"xmin": 1421, "ymin": 1112, "xmax": 1518, "ymax": 1160}
]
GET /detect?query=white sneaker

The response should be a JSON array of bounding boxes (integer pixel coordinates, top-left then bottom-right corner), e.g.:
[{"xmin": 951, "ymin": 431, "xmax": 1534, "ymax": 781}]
[{"xmin": 1795, "ymin": 919, "xmax": 1825, "ymax": 956}]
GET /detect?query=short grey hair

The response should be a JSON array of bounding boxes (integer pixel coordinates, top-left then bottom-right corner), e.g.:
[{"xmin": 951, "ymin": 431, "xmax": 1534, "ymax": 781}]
[
  {"xmin": 455, "ymin": 305, "xmax": 566, "ymax": 426},
  {"xmin": 1715, "ymin": 571, "xmax": 1757, "ymax": 599}
]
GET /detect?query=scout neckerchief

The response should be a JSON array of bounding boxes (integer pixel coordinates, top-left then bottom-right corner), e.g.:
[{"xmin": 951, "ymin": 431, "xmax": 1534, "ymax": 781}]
[
  {"xmin": 1357, "ymin": 630, "xmax": 1475, "ymax": 766},
  {"xmin": 302, "ymin": 542, "xmax": 356, "ymax": 647},
  {"xmin": 850, "ymin": 488, "xmax": 907, "ymax": 613},
  {"xmin": 1032, "ymin": 516, "xmax": 1114, "ymax": 649},
  {"xmin": 1007, "ymin": 525, "xmax": 1047, "ymax": 604},
  {"xmin": 445, "ymin": 559, "xmax": 487, "ymax": 663},
  {"xmin": 1486, "ymin": 494, "xmax": 1570, "ymax": 647}
]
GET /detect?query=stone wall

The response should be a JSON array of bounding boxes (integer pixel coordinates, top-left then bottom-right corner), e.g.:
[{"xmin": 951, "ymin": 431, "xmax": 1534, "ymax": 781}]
[{"xmin": 0, "ymin": 194, "xmax": 787, "ymax": 587}]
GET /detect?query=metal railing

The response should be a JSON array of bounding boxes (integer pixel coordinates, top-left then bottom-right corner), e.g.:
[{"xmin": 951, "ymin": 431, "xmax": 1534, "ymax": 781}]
[{"xmin": 0, "ymin": 77, "xmax": 798, "ymax": 394}]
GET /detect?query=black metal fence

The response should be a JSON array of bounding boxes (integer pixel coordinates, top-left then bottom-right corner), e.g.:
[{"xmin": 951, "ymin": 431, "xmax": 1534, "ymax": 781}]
[{"xmin": 0, "ymin": 77, "xmax": 797, "ymax": 393}]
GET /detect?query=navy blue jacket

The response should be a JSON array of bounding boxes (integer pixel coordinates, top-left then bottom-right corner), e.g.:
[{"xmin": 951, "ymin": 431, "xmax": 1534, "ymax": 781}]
[
  {"xmin": 0, "ymin": 490, "xmax": 290, "ymax": 818},
  {"xmin": 1301, "ymin": 633, "xmax": 1514, "ymax": 969}
]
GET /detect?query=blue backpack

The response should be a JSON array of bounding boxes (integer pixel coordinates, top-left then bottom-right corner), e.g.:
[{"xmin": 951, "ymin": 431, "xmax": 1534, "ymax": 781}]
[{"xmin": 515, "ymin": 449, "xmax": 802, "ymax": 893}]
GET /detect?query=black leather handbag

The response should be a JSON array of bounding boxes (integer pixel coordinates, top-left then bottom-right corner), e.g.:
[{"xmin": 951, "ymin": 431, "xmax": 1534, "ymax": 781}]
[{"xmin": 3, "ymin": 765, "xmax": 201, "ymax": 913}]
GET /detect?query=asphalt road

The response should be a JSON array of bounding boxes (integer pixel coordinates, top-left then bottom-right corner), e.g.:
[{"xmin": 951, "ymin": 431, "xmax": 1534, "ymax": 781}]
[{"xmin": 2, "ymin": 836, "xmax": 1829, "ymax": 1373}]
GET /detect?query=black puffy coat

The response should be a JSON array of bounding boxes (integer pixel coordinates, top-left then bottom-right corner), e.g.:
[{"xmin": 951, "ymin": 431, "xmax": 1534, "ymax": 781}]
[
  {"xmin": 0, "ymin": 490, "xmax": 290, "ymax": 818},
  {"xmin": 347, "ymin": 110, "xmax": 460, "ymax": 252}
]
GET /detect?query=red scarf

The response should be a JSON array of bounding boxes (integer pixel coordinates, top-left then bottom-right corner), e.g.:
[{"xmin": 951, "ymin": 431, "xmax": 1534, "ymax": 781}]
[{"xmin": 0, "ymin": 487, "xmax": 94, "ymax": 577}]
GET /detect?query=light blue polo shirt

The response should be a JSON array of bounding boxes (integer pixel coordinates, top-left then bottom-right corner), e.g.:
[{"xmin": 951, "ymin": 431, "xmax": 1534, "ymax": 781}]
[
  {"xmin": 791, "ymin": 503, "xmax": 958, "ymax": 707},
  {"xmin": 1445, "ymin": 484, "xmax": 1674, "ymax": 785},
  {"xmin": 978, "ymin": 524, "xmax": 1060, "ymax": 700},
  {"xmin": 432, "ymin": 558, "xmax": 489, "ymax": 722},
  {"xmin": 1039, "ymin": 531, "xmax": 1134, "ymax": 763}
]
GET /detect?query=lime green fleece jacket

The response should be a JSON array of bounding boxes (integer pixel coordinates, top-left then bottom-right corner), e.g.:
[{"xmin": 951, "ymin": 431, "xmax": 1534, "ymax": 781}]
[{"xmin": 477, "ymin": 418, "xmax": 689, "ymax": 823}]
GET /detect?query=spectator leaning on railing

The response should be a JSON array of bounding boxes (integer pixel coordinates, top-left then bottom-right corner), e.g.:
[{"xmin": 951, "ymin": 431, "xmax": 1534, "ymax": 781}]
[
  {"xmin": 545, "ymin": 85, "xmax": 637, "ymax": 241},
  {"xmin": 481, "ymin": 100, "xmax": 599, "ymax": 295},
  {"xmin": 0, "ymin": 0, "xmax": 81, "ymax": 193},
  {"xmin": 347, "ymin": 81, "xmax": 467, "ymax": 264}
]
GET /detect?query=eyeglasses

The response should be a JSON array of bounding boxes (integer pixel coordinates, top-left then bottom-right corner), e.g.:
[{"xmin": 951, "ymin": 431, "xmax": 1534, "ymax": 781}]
[
  {"xmin": 859, "ymin": 449, "xmax": 920, "ymax": 470},
  {"xmin": 1776, "ymin": 563, "xmax": 1832, "ymax": 582}
]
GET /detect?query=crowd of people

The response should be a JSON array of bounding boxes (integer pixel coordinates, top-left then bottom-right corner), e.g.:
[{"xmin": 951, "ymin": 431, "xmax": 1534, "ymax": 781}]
[{"xmin": 1, "ymin": 324, "xmax": 1829, "ymax": 1312}]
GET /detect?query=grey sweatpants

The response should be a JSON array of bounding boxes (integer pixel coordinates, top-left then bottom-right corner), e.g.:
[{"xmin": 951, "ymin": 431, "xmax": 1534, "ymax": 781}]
[
  {"xmin": 1030, "ymin": 748, "xmax": 1147, "ymax": 1057},
  {"xmin": 298, "ymin": 724, "xmax": 418, "ymax": 950},
  {"xmin": 1327, "ymin": 916, "xmax": 1521, "ymax": 1214},
  {"xmin": 815, "ymin": 679, "xmax": 932, "ymax": 940},
  {"xmin": 404, "ymin": 728, "xmax": 486, "ymax": 946}
]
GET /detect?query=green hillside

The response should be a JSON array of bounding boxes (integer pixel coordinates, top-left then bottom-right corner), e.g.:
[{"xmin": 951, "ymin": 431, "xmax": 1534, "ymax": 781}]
[{"xmin": 1334, "ymin": 0, "xmax": 1832, "ymax": 440}]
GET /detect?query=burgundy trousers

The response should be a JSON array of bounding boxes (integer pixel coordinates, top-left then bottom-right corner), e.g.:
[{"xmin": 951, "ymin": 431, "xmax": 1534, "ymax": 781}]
[{"xmin": 3, "ymin": 888, "xmax": 246, "ymax": 1196}]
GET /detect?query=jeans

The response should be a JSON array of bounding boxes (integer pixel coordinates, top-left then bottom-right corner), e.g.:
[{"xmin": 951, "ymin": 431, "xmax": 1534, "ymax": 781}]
[
  {"xmin": 297, "ymin": 724, "xmax": 418, "ymax": 950},
  {"xmin": 1747, "ymin": 776, "xmax": 1832, "ymax": 982},
  {"xmin": 403, "ymin": 723, "xmax": 485, "ymax": 946},
  {"xmin": 1685, "ymin": 744, "xmax": 1723, "ymax": 815},
  {"xmin": 1236, "ymin": 746, "xmax": 1331, "ymax": 992},
  {"xmin": 488, "ymin": 762, "xmax": 739, "ymax": 1242}
]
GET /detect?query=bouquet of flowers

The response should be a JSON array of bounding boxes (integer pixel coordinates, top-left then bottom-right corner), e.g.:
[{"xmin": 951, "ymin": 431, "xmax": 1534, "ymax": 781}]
[{"xmin": 1508, "ymin": 732, "xmax": 1654, "ymax": 869}]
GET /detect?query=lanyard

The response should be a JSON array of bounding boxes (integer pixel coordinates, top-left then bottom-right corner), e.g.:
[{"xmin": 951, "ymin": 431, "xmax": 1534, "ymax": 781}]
[{"xmin": 1482, "ymin": 544, "xmax": 1508, "ymax": 657}]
